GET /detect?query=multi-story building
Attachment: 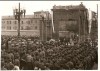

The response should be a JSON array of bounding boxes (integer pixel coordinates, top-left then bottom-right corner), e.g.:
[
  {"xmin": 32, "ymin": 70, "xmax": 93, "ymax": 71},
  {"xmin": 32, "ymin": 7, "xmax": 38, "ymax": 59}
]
[
  {"xmin": 2, "ymin": 11, "xmax": 52, "ymax": 41},
  {"xmin": 2, "ymin": 15, "xmax": 40, "ymax": 37},
  {"xmin": 51, "ymin": 3, "xmax": 89, "ymax": 41},
  {"xmin": 34, "ymin": 11, "xmax": 52, "ymax": 41}
]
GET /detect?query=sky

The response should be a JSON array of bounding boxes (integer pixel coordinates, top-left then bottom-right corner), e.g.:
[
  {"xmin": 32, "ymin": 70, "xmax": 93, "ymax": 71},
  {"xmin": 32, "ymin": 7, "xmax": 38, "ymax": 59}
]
[{"xmin": 0, "ymin": 1, "xmax": 99, "ymax": 16}]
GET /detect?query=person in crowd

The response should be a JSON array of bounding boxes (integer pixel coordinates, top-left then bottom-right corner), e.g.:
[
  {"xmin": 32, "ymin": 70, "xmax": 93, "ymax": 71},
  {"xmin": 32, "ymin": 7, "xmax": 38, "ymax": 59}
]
[
  {"xmin": 1, "ymin": 35, "xmax": 98, "ymax": 70},
  {"xmin": 13, "ymin": 58, "xmax": 20, "ymax": 70}
]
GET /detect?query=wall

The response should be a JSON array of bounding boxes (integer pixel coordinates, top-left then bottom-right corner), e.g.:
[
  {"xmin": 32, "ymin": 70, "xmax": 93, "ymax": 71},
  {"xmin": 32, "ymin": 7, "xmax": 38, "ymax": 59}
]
[{"xmin": 1, "ymin": 30, "xmax": 40, "ymax": 37}]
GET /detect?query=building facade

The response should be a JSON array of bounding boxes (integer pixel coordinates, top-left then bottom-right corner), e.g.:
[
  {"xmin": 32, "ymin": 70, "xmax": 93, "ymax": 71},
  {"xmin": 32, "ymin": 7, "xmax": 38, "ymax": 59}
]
[
  {"xmin": 2, "ymin": 11, "xmax": 52, "ymax": 41},
  {"xmin": 34, "ymin": 11, "xmax": 52, "ymax": 41},
  {"xmin": 90, "ymin": 11, "xmax": 98, "ymax": 40},
  {"xmin": 52, "ymin": 3, "xmax": 89, "ymax": 41},
  {"xmin": 2, "ymin": 15, "xmax": 40, "ymax": 37}
]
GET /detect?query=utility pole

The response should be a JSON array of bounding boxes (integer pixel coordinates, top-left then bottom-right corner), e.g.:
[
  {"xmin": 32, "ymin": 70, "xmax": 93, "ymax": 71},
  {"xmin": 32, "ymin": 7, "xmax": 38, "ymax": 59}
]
[
  {"xmin": 18, "ymin": 3, "xmax": 20, "ymax": 37},
  {"xmin": 13, "ymin": 3, "xmax": 26, "ymax": 37}
]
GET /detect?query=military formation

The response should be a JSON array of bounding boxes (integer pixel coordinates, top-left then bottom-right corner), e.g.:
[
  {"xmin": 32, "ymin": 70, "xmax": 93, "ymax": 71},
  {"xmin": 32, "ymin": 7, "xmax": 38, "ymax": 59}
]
[{"xmin": 1, "ymin": 35, "xmax": 98, "ymax": 70}]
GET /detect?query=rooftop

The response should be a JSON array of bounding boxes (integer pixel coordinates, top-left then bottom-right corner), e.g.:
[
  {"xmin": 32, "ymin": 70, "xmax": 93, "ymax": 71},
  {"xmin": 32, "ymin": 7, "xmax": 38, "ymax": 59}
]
[
  {"xmin": 53, "ymin": 3, "xmax": 86, "ymax": 10},
  {"xmin": 2, "ymin": 11, "xmax": 52, "ymax": 20},
  {"xmin": 2, "ymin": 15, "xmax": 34, "ymax": 20},
  {"xmin": 34, "ymin": 10, "xmax": 49, "ymax": 14}
]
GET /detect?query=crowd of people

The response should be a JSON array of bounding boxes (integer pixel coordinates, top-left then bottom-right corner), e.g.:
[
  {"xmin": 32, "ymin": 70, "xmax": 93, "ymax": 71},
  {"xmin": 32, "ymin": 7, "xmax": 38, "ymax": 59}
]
[{"xmin": 1, "ymin": 35, "xmax": 98, "ymax": 70}]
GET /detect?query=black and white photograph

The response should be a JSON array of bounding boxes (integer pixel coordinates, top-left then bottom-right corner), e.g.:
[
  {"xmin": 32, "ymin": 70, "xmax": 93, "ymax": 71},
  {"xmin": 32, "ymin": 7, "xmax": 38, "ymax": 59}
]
[{"xmin": 0, "ymin": 1, "xmax": 98, "ymax": 70}]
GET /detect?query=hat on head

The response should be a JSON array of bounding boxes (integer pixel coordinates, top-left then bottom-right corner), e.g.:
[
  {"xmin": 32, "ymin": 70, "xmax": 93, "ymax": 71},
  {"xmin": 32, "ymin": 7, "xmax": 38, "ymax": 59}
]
[
  {"xmin": 16, "ymin": 43, "xmax": 19, "ymax": 46},
  {"xmin": 11, "ymin": 44, "xmax": 15, "ymax": 47},
  {"xmin": 34, "ymin": 67, "xmax": 38, "ymax": 70},
  {"xmin": 28, "ymin": 39, "xmax": 31, "ymax": 41}
]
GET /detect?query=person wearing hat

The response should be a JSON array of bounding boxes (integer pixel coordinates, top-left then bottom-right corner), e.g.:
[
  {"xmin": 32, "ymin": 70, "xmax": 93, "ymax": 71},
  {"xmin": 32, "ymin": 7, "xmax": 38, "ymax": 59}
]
[
  {"xmin": 13, "ymin": 43, "xmax": 19, "ymax": 51},
  {"xmin": 13, "ymin": 59, "xmax": 20, "ymax": 70},
  {"xmin": 20, "ymin": 58, "xmax": 27, "ymax": 70},
  {"xmin": 6, "ymin": 51, "xmax": 14, "ymax": 64},
  {"xmin": 34, "ymin": 60, "xmax": 40, "ymax": 70},
  {"xmin": 25, "ymin": 52, "xmax": 34, "ymax": 70},
  {"xmin": 9, "ymin": 44, "xmax": 14, "ymax": 49},
  {"xmin": 14, "ymin": 50, "xmax": 20, "ymax": 59},
  {"xmin": 34, "ymin": 66, "xmax": 39, "ymax": 70},
  {"xmin": 1, "ymin": 60, "xmax": 7, "ymax": 70},
  {"xmin": 5, "ymin": 59, "xmax": 14, "ymax": 70},
  {"xmin": 22, "ymin": 44, "xmax": 27, "ymax": 48},
  {"xmin": 44, "ymin": 63, "xmax": 50, "ymax": 70}
]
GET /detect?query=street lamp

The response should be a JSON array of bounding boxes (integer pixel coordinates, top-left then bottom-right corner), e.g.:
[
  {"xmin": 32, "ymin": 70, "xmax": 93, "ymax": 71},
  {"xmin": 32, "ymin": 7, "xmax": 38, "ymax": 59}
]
[
  {"xmin": 13, "ymin": 3, "xmax": 26, "ymax": 37},
  {"xmin": 40, "ymin": 13, "xmax": 47, "ymax": 41}
]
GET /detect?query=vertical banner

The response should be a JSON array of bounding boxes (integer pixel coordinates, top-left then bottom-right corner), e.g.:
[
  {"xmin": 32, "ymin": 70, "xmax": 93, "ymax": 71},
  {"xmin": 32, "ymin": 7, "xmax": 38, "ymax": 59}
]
[
  {"xmin": 88, "ymin": 9, "xmax": 92, "ymax": 34},
  {"xmin": 51, "ymin": 11, "xmax": 55, "ymax": 33}
]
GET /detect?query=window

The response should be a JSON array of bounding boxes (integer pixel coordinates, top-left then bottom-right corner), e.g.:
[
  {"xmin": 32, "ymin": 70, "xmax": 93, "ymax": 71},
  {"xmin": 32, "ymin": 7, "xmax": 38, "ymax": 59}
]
[
  {"xmin": 2, "ymin": 21, "xmax": 5, "ymax": 24},
  {"xmin": 28, "ymin": 21, "xmax": 30, "ymax": 24},
  {"xmin": 7, "ymin": 26, "xmax": 11, "ymax": 30},
  {"xmin": 13, "ymin": 26, "xmax": 17, "ymax": 30},
  {"xmin": 26, "ymin": 21, "xmax": 30, "ymax": 24},
  {"xmin": 2, "ymin": 26, "xmax": 5, "ymax": 30},
  {"xmin": 35, "ymin": 15, "xmax": 37, "ymax": 17},
  {"xmin": 9, "ymin": 21, "xmax": 11, "ymax": 24},
  {"xmin": 7, "ymin": 21, "xmax": 9, "ymax": 24},
  {"xmin": 22, "ymin": 21, "xmax": 23, "ymax": 24},
  {"xmin": 35, "ymin": 26, "xmax": 37, "ymax": 30},
  {"xmin": 31, "ymin": 26, "xmax": 33, "ymax": 30},
  {"xmin": 21, "ymin": 26, "xmax": 24, "ymax": 30},
  {"xmin": 7, "ymin": 21, "xmax": 11, "ymax": 25},
  {"xmin": 31, "ymin": 20, "xmax": 33, "ymax": 23},
  {"xmin": 15, "ymin": 21, "xmax": 17, "ymax": 24}
]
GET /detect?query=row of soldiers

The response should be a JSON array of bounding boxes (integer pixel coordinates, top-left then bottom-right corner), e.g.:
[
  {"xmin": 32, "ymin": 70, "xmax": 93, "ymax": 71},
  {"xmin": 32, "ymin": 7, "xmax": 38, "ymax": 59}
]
[{"xmin": 1, "ymin": 35, "xmax": 98, "ymax": 70}]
